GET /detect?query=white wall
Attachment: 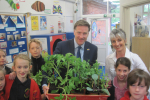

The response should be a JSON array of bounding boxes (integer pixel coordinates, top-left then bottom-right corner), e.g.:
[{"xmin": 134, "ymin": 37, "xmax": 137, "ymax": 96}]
[{"xmin": 0, "ymin": 0, "xmax": 75, "ymax": 33}]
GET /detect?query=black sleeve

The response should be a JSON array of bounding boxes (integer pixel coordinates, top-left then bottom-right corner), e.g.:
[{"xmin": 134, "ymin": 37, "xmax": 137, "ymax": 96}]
[
  {"xmin": 107, "ymin": 81, "xmax": 115, "ymax": 100},
  {"xmin": 5, "ymin": 66, "xmax": 12, "ymax": 74}
]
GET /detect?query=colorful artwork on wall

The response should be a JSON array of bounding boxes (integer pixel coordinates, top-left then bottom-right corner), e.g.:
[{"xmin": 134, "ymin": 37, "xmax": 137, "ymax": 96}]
[
  {"xmin": 31, "ymin": 16, "xmax": 39, "ymax": 31},
  {"xmin": 10, "ymin": 16, "xmax": 17, "ymax": 25},
  {"xmin": 40, "ymin": 16, "xmax": 47, "ymax": 30},
  {"xmin": 6, "ymin": 0, "xmax": 20, "ymax": 10},
  {"xmin": 31, "ymin": 1, "xmax": 45, "ymax": 12},
  {"xmin": 53, "ymin": 5, "xmax": 62, "ymax": 15}
]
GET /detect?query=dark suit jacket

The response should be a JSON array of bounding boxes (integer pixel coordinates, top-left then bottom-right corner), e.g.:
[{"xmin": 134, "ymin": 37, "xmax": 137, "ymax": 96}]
[{"xmin": 54, "ymin": 39, "xmax": 98, "ymax": 66}]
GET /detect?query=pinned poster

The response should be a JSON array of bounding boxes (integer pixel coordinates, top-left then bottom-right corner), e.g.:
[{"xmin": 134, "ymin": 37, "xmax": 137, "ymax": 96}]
[
  {"xmin": 18, "ymin": 15, "xmax": 24, "ymax": 23},
  {"xmin": 1, "ymin": 15, "xmax": 9, "ymax": 25},
  {"xmin": 40, "ymin": 16, "xmax": 47, "ymax": 30},
  {"xmin": 10, "ymin": 16, "xmax": 17, "ymax": 25},
  {"xmin": 31, "ymin": 16, "xmax": 39, "ymax": 31}
]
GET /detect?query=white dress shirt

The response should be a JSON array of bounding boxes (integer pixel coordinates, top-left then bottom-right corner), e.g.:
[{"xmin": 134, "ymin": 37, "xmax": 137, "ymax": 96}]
[{"xmin": 105, "ymin": 48, "xmax": 149, "ymax": 80}]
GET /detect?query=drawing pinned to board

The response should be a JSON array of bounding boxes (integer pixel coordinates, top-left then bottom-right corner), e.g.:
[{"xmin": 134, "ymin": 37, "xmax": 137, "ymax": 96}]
[
  {"xmin": 1, "ymin": 15, "xmax": 9, "ymax": 25},
  {"xmin": 53, "ymin": 5, "xmax": 62, "ymax": 15},
  {"xmin": 31, "ymin": 16, "xmax": 39, "ymax": 31},
  {"xmin": 10, "ymin": 16, "xmax": 17, "ymax": 25},
  {"xmin": 11, "ymin": 41, "xmax": 17, "ymax": 47},
  {"xmin": 21, "ymin": 31, "xmax": 26, "ymax": 37},
  {"xmin": 7, "ymin": 35, "xmax": 14, "ymax": 41},
  {"xmin": 0, "ymin": 33, "xmax": 6, "ymax": 39},
  {"xmin": 31, "ymin": 1, "xmax": 45, "ymax": 12},
  {"xmin": 0, "ymin": 42, "xmax": 7, "ymax": 49},
  {"xmin": 14, "ymin": 34, "xmax": 21, "ymax": 40},
  {"xmin": 6, "ymin": 0, "xmax": 20, "ymax": 10},
  {"xmin": 40, "ymin": 16, "xmax": 47, "ymax": 30}
]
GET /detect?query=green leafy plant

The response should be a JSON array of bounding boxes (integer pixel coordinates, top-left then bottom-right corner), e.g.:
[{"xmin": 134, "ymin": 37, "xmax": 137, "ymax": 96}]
[{"xmin": 32, "ymin": 53, "xmax": 110, "ymax": 100}]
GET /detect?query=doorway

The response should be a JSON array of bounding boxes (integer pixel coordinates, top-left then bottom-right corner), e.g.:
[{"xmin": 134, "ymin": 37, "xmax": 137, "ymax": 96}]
[{"xmin": 91, "ymin": 18, "xmax": 111, "ymax": 65}]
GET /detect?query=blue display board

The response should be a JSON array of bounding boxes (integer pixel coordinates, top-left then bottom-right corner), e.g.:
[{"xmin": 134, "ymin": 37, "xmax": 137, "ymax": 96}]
[{"xmin": 0, "ymin": 15, "xmax": 27, "ymax": 64}]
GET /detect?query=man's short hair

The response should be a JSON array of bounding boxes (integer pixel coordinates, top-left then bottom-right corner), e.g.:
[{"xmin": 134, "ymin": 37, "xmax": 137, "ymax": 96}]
[
  {"xmin": 28, "ymin": 39, "xmax": 42, "ymax": 49},
  {"xmin": 74, "ymin": 20, "xmax": 90, "ymax": 32}
]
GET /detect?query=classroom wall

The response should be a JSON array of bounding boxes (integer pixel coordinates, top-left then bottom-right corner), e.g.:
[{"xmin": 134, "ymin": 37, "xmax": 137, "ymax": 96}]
[{"xmin": 0, "ymin": 0, "xmax": 75, "ymax": 34}]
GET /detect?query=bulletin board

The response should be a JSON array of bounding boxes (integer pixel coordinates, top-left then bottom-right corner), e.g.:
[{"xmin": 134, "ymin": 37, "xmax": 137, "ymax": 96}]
[{"xmin": 0, "ymin": 15, "xmax": 27, "ymax": 64}]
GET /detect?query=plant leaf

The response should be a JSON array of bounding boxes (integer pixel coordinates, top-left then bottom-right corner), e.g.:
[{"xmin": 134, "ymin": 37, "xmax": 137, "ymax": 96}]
[
  {"xmin": 101, "ymin": 89, "xmax": 110, "ymax": 96},
  {"xmin": 92, "ymin": 74, "xmax": 98, "ymax": 80},
  {"xmin": 51, "ymin": 89, "xmax": 59, "ymax": 93},
  {"xmin": 86, "ymin": 87, "xmax": 93, "ymax": 91}
]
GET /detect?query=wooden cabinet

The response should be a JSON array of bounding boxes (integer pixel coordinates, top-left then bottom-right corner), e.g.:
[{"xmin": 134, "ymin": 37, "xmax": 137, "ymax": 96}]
[{"xmin": 132, "ymin": 37, "xmax": 150, "ymax": 71}]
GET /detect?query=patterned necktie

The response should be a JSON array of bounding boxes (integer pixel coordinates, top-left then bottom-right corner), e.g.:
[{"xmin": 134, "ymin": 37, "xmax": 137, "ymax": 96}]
[{"xmin": 77, "ymin": 46, "xmax": 81, "ymax": 58}]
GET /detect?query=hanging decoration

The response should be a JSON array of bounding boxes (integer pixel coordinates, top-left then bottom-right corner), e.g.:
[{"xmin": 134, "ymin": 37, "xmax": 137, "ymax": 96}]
[
  {"xmin": 10, "ymin": 16, "xmax": 17, "ymax": 25},
  {"xmin": 18, "ymin": 15, "xmax": 24, "ymax": 23},
  {"xmin": 31, "ymin": 1, "xmax": 45, "ymax": 12},
  {"xmin": 1, "ymin": 15, "xmax": 9, "ymax": 25},
  {"xmin": 6, "ymin": 0, "xmax": 20, "ymax": 10},
  {"xmin": 53, "ymin": 1, "xmax": 62, "ymax": 15}
]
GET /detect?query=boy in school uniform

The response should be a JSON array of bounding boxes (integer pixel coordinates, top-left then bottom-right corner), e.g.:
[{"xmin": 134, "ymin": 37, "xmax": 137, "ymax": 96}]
[
  {"xmin": 29, "ymin": 39, "xmax": 46, "ymax": 100},
  {"xmin": 120, "ymin": 69, "xmax": 150, "ymax": 100}
]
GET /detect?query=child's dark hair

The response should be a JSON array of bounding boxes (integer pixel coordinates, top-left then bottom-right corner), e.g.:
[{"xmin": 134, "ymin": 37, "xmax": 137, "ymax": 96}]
[
  {"xmin": 115, "ymin": 57, "xmax": 131, "ymax": 70},
  {"xmin": 127, "ymin": 69, "xmax": 150, "ymax": 91}
]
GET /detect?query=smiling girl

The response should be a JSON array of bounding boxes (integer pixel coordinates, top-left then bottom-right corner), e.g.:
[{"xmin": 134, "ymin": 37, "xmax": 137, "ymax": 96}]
[
  {"xmin": 107, "ymin": 57, "xmax": 131, "ymax": 100},
  {"xmin": 4, "ymin": 54, "xmax": 42, "ymax": 100}
]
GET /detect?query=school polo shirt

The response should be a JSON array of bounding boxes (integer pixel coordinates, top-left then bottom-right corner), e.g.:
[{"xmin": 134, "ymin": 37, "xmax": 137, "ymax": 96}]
[{"xmin": 9, "ymin": 76, "xmax": 31, "ymax": 100}]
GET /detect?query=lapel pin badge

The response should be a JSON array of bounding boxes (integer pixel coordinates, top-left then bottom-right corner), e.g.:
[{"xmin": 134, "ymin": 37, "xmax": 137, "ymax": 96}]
[{"xmin": 87, "ymin": 48, "xmax": 90, "ymax": 51}]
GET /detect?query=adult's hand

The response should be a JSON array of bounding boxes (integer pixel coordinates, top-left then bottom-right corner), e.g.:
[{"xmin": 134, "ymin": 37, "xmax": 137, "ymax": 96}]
[{"xmin": 107, "ymin": 80, "xmax": 112, "ymax": 89}]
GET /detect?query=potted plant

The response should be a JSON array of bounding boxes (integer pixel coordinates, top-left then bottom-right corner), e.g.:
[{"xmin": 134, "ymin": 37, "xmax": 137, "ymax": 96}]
[{"xmin": 32, "ymin": 53, "xmax": 110, "ymax": 100}]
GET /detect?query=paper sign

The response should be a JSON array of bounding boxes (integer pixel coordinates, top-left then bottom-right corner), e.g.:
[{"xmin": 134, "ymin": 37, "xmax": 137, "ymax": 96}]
[
  {"xmin": 0, "ymin": 42, "xmax": 7, "ymax": 48},
  {"xmin": 0, "ymin": 24, "xmax": 7, "ymax": 29},
  {"xmin": 9, "ymin": 48, "xmax": 19, "ymax": 54},
  {"xmin": 6, "ymin": 27, "xmax": 16, "ymax": 31},
  {"xmin": 44, "ymin": 9, "xmax": 51, "ymax": 14},
  {"xmin": 6, "ymin": 55, "xmax": 12, "ymax": 63},
  {"xmin": 18, "ymin": 41, "xmax": 25, "ymax": 45},
  {"xmin": 1, "ymin": 15, "xmax": 9, "ymax": 25},
  {"xmin": 0, "ymin": 25, "xmax": 4, "ymax": 29},
  {"xmin": 13, "ymin": 31, "xmax": 19, "ymax": 34},
  {"xmin": 31, "ymin": 16, "xmax": 39, "ymax": 31},
  {"xmin": 19, "ymin": 51, "xmax": 27, "ymax": 54},
  {"xmin": 16, "ymin": 23, "xmax": 25, "ymax": 28}
]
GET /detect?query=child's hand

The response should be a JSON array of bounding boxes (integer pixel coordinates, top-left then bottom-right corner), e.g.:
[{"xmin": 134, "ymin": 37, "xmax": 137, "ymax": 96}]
[
  {"xmin": 9, "ymin": 72, "xmax": 16, "ymax": 80},
  {"xmin": 43, "ymin": 86, "xmax": 49, "ymax": 99},
  {"xmin": 107, "ymin": 80, "xmax": 112, "ymax": 89}
]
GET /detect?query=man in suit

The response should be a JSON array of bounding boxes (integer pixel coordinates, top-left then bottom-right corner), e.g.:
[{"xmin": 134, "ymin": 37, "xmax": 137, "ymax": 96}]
[
  {"xmin": 54, "ymin": 20, "xmax": 97, "ymax": 65},
  {"xmin": 43, "ymin": 20, "xmax": 98, "ymax": 97}
]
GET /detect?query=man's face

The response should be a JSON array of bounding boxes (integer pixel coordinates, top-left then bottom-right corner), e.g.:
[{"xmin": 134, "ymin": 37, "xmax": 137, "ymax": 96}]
[{"xmin": 74, "ymin": 26, "xmax": 89, "ymax": 46}]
